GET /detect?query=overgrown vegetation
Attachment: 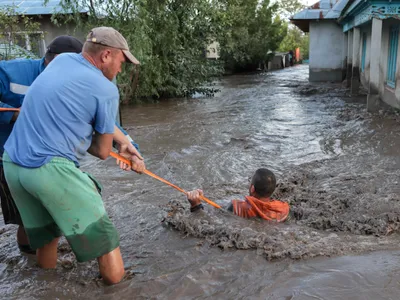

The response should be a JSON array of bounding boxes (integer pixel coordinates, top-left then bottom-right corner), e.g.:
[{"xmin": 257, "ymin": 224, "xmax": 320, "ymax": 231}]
[
  {"xmin": 278, "ymin": 0, "xmax": 309, "ymax": 60},
  {"xmin": 218, "ymin": 0, "xmax": 288, "ymax": 73},
  {"xmin": 279, "ymin": 26, "xmax": 310, "ymax": 60},
  {"xmin": 0, "ymin": 6, "xmax": 41, "ymax": 60}
]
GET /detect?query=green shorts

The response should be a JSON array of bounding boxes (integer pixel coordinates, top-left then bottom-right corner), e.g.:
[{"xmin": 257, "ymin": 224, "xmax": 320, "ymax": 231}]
[{"xmin": 2, "ymin": 152, "xmax": 119, "ymax": 262}]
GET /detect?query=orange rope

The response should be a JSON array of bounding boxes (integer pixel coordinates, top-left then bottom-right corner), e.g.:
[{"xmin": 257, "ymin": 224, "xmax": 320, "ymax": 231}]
[
  {"xmin": 0, "ymin": 110, "xmax": 219, "ymax": 208},
  {"xmin": 0, "ymin": 108, "xmax": 20, "ymax": 112},
  {"xmin": 109, "ymin": 152, "xmax": 221, "ymax": 209}
]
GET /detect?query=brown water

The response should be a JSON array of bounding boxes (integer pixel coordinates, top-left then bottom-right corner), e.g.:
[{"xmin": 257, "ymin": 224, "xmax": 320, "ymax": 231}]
[{"xmin": 2, "ymin": 65, "xmax": 400, "ymax": 299}]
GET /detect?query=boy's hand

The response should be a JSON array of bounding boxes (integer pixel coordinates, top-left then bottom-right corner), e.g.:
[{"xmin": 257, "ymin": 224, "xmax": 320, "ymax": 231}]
[{"xmin": 186, "ymin": 189, "xmax": 203, "ymax": 207}]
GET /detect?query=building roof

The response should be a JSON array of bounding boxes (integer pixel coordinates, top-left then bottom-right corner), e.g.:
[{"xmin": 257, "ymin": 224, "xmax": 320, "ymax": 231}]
[
  {"xmin": 0, "ymin": 0, "xmax": 87, "ymax": 15},
  {"xmin": 339, "ymin": 0, "xmax": 362, "ymax": 19},
  {"xmin": 325, "ymin": 0, "xmax": 350, "ymax": 18},
  {"xmin": 291, "ymin": 0, "xmax": 350, "ymax": 32}
]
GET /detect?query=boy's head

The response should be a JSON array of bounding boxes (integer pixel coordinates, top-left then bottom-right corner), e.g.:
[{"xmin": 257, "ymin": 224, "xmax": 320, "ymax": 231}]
[{"xmin": 249, "ymin": 168, "xmax": 276, "ymax": 198}]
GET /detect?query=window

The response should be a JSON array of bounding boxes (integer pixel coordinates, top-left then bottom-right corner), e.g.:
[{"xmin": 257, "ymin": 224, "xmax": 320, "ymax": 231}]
[
  {"xmin": 0, "ymin": 31, "xmax": 45, "ymax": 60},
  {"xmin": 15, "ymin": 32, "xmax": 46, "ymax": 57},
  {"xmin": 361, "ymin": 33, "xmax": 367, "ymax": 72},
  {"xmin": 387, "ymin": 26, "xmax": 399, "ymax": 88}
]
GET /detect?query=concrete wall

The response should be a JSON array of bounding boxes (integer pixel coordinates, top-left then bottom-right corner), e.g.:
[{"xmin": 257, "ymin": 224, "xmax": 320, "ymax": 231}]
[
  {"xmin": 380, "ymin": 20, "xmax": 390, "ymax": 98},
  {"xmin": 379, "ymin": 19, "xmax": 400, "ymax": 109},
  {"xmin": 342, "ymin": 32, "xmax": 348, "ymax": 79},
  {"xmin": 358, "ymin": 18, "xmax": 400, "ymax": 110},
  {"xmin": 309, "ymin": 20, "xmax": 346, "ymax": 82},
  {"xmin": 33, "ymin": 15, "xmax": 86, "ymax": 49},
  {"xmin": 268, "ymin": 55, "xmax": 284, "ymax": 70}
]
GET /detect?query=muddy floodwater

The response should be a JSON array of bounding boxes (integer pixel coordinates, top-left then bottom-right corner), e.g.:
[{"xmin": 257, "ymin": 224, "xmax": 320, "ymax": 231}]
[{"xmin": 2, "ymin": 65, "xmax": 400, "ymax": 299}]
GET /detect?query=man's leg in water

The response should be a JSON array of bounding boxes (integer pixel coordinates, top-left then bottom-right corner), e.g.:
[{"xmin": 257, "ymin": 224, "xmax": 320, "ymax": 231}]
[
  {"xmin": 98, "ymin": 247, "xmax": 125, "ymax": 284},
  {"xmin": 0, "ymin": 164, "xmax": 35, "ymax": 254},
  {"xmin": 37, "ymin": 237, "xmax": 60, "ymax": 268},
  {"xmin": 17, "ymin": 226, "xmax": 31, "ymax": 249},
  {"xmin": 4, "ymin": 154, "xmax": 124, "ymax": 284}
]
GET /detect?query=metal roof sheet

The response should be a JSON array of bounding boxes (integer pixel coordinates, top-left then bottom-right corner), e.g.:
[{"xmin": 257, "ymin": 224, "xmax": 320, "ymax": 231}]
[
  {"xmin": 340, "ymin": 0, "xmax": 363, "ymax": 19},
  {"xmin": 291, "ymin": 0, "xmax": 349, "ymax": 20},
  {"xmin": 0, "ymin": 0, "xmax": 87, "ymax": 15},
  {"xmin": 325, "ymin": 0, "xmax": 350, "ymax": 18},
  {"xmin": 292, "ymin": 8, "xmax": 330, "ymax": 20}
]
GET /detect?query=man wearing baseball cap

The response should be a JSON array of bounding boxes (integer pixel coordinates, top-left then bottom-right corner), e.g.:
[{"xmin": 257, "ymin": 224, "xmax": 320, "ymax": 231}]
[
  {"xmin": 45, "ymin": 35, "xmax": 84, "ymax": 62},
  {"xmin": 3, "ymin": 27, "xmax": 144, "ymax": 285},
  {"xmin": 86, "ymin": 26, "xmax": 140, "ymax": 65},
  {"xmin": 0, "ymin": 35, "xmax": 83, "ymax": 255},
  {"xmin": 87, "ymin": 27, "xmax": 143, "ymax": 155}
]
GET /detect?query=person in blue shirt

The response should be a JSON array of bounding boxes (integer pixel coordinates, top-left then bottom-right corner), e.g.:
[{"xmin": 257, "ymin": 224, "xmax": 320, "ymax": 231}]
[
  {"xmin": 3, "ymin": 27, "xmax": 144, "ymax": 285},
  {"xmin": 0, "ymin": 35, "xmax": 84, "ymax": 254},
  {"xmin": 0, "ymin": 35, "xmax": 142, "ymax": 256}
]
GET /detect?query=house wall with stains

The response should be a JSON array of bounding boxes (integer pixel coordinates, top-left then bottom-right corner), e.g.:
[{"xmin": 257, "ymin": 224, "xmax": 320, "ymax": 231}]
[
  {"xmin": 381, "ymin": 19, "xmax": 400, "ymax": 109},
  {"xmin": 309, "ymin": 20, "xmax": 346, "ymax": 82},
  {"xmin": 35, "ymin": 15, "xmax": 86, "ymax": 46},
  {"xmin": 357, "ymin": 18, "xmax": 400, "ymax": 109}
]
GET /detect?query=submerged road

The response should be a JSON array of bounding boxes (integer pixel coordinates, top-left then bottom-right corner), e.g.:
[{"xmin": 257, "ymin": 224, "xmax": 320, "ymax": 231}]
[{"xmin": 1, "ymin": 65, "xmax": 400, "ymax": 299}]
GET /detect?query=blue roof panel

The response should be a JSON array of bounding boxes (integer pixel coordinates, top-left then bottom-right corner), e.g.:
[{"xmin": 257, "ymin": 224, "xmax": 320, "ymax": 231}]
[
  {"xmin": 0, "ymin": 0, "xmax": 88, "ymax": 15},
  {"xmin": 0, "ymin": 1, "xmax": 23, "ymax": 6},
  {"xmin": 19, "ymin": 1, "xmax": 39, "ymax": 7},
  {"xmin": 291, "ymin": 0, "xmax": 350, "ymax": 20},
  {"xmin": 325, "ymin": 0, "xmax": 350, "ymax": 18}
]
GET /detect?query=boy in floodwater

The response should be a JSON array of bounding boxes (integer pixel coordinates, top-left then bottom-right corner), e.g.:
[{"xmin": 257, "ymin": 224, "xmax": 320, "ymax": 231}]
[{"xmin": 187, "ymin": 168, "xmax": 290, "ymax": 222}]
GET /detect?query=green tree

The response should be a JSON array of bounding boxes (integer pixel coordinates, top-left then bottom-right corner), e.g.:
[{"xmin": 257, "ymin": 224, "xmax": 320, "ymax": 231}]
[
  {"xmin": 276, "ymin": 0, "xmax": 308, "ymax": 61},
  {"xmin": 279, "ymin": 26, "xmax": 309, "ymax": 60},
  {"xmin": 278, "ymin": 0, "xmax": 305, "ymax": 18},
  {"xmin": 299, "ymin": 33, "xmax": 309, "ymax": 59},
  {"xmin": 50, "ymin": 0, "xmax": 289, "ymax": 100},
  {"xmin": 219, "ymin": 0, "xmax": 287, "ymax": 72},
  {"xmin": 50, "ymin": 0, "xmax": 224, "ymax": 101}
]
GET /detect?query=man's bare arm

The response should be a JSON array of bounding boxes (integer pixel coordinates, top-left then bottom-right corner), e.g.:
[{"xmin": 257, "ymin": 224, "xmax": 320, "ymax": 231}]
[{"xmin": 88, "ymin": 131, "xmax": 113, "ymax": 160}]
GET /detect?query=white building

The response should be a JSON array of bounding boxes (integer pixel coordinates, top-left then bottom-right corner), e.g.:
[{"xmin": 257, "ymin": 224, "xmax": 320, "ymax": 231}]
[
  {"xmin": 206, "ymin": 41, "xmax": 220, "ymax": 60},
  {"xmin": 292, "ymin": 0, "xmax": 400, "ymax": 111}
]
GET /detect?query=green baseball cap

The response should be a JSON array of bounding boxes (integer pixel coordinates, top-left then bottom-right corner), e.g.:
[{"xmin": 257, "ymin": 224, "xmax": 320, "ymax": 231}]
[{"xmin": 86, "ymin": 27, "xmax": 140, "ymax": 65}]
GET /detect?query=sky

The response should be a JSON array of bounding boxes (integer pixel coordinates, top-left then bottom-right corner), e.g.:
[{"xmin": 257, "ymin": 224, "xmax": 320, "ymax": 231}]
[{"xmin": 270, "ymin": 0, "xmax": 319, "ymax": 8}]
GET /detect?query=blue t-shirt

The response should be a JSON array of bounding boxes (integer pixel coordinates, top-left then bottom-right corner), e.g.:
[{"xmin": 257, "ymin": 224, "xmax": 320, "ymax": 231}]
[
  {"xmin": 5, "ymin": 53, "xmax": 118, "ymax": 168},
  {"xmin": 0, "ymin": 58, "xmax": 45, "ymax": 160}
]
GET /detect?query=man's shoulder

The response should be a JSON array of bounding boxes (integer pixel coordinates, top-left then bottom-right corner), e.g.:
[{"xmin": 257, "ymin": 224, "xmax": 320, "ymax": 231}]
[
  {"xmin": 47, "ymin": 53, "xmax": 81, "ymax": 70},
  {"xmin": 53, "ymin": 52, "xmax": 78, "ymax": 61},
  {"xmin": 0, "ymin": 58, "xmax": 42, "ymax": 75},
  {"xmin": 48, "ymin": 54, "xmax": 118, "ymax": 97},
  {"xmin": 93, "ymin": 77, "xmax": 119, "ymax": 100},
  {"xmin": 0, "ymin": 57, "xmax": 41, "ymax": 66}
]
